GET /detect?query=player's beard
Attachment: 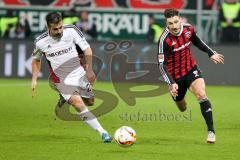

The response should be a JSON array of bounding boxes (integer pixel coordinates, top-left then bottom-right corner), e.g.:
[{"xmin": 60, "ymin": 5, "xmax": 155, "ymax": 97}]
[
  {"xmin": 49, "ymin": 30, "xmax": 63, "ymax": 39},
  {"xmin": 54, "ymin": 33, "xmax": 63, "ymax": 39},
  {"xmin": 171, "ymin": 28, "xmax": 180, "ymax": 36}
]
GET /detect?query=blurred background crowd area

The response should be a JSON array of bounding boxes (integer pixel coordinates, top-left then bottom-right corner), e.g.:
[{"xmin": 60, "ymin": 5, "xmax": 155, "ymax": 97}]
[
  {"xmin": 0, "ymin": 0, "xmax": 239, "ymax": 44},
  {"xmin": 0, "ymin": 0, "xmax": 239, "ymax": 84}
]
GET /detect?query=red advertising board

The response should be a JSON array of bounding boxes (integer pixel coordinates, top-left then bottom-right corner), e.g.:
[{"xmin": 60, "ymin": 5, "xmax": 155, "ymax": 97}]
[{"xmin": 2, "ymin": 0, "xmax": 188, "ymax": 9}]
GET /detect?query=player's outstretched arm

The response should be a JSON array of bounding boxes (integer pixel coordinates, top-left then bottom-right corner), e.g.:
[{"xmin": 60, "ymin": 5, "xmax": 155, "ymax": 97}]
[
  {"xmin": 31, "ymin": 59, "xmax": 41, "ymax": 98},
  {"xmin": 192, "ymin": 33, "xmax": 224, "ymax": 64},
  {"xmin": 84, "ymin": 47, "xmax": 96, "ymax": 84},
  {"xmin": 210, "ymin": 53, "xmax": 224, "ymax": 64}
]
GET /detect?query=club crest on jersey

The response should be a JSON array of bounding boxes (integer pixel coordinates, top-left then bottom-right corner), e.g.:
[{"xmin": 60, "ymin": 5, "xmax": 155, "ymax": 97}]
[{"xmin": 185, "ymin": 31, "xmax": 191, "ymax": 38}]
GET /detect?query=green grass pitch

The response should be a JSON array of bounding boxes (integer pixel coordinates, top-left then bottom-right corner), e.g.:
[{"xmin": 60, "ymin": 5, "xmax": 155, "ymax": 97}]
[{"xmin": 0, "ymin": 79, "xmax": 240, "ymax": 160}]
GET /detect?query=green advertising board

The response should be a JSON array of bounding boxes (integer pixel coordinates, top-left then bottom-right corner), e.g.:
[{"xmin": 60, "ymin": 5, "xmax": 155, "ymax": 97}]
[{"xmin": 0, "ymin": 8, "xmax": 217, "ymax": 43}]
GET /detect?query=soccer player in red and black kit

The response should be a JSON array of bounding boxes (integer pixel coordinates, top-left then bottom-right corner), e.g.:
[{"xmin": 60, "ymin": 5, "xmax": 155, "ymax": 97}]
[{"xmin": 158, "ymin": 9, "xmax": 224, "ymax": 143}]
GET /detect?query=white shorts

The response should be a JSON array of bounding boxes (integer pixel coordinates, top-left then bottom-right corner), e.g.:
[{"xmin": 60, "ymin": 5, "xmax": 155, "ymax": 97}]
[{"xmin": 54, "ymin": 73, "xmax": 94, "ymax": 101}]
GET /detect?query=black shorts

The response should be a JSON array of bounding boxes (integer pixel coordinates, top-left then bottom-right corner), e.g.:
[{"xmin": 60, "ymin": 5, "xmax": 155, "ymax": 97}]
[{"xmin": 172, "ymin": 65, "xmax": 203, "ymax": 102}]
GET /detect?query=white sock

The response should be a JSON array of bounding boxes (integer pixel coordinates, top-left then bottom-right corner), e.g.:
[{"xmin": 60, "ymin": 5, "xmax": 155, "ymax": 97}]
[{"xmin": 79, "ymin": 108, "xmax": 106, "ymax": 136}]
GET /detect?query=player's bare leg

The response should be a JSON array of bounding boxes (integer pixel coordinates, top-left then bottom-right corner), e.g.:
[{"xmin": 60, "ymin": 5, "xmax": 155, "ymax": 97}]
[
  {"xmin": 55, "ymin": 95, "xmax": 94, "ymax": 108},
  {"xmin": 68, "ymin": 95, "xmax": 87, "ymax": 112},
  {"xmin": 68, "ymin": 94, "xmax": 112, "ymax": 143},
  {"xmin": 189, "ymin": 78, "xmax": 215, "ymax": 144},
  {"xmin": 82, "ymin": 97, "xmax": 94, "ymax": 106},
  {"xmin": 189, "ymin": 78, "xmax": 207, "ymax": 101},
  {"xmin": 175, "ymin": 99, "xmax": 187, "ymax": 112}
]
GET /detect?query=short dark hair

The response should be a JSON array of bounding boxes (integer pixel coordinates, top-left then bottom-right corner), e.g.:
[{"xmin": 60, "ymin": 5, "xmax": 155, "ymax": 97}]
[
  {"xmin": 164, "ymin": 8, "xmax": 180, "ymax": 19},
  {"xmin": 45, "ymin": 12, "xmax": 62, "ymax": 26}
]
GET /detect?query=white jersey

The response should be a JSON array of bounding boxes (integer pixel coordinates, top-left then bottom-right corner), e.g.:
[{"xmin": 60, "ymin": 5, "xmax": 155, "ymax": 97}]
[{"xmin": 32, "ymin": 24, "xmax": 90, "ymax": 83}]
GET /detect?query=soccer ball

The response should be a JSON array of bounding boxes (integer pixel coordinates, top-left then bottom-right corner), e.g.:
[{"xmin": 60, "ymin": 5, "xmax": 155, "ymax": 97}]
[{"xmin": 114, "ymin": 126, "xmax": 136, "ymax": 147}]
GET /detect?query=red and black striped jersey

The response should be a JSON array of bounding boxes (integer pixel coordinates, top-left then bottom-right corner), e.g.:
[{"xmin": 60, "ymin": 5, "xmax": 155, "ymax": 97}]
[{"xmin": 158, "ymin": 23, "xmax": 216, "ymax": 85}]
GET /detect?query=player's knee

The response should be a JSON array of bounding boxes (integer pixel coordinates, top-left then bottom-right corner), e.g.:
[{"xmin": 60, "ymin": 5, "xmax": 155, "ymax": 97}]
[
  {"xmin": 83, "ymin": 97, "xmax": 94, "ymax": 106},
  {"xmin": 69, "ymin": 98, "xmax": 85, "ymax": 108},
  {"xmin": 195, "ymin": 91, "xmax": 207, "ymax": 101},
  {"xmin": 178, "ymin": 106, "xmax": 187, "ymax": 112},
  {"xmin": 176, "ymin": 100, "xmax": 187, "ymax": 112}
]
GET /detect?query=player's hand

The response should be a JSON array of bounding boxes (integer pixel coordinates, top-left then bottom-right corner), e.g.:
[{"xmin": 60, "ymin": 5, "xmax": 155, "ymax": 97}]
[
  {"xmin": 86, "ymin": 69, "xmax": 96, "ymax": 85},
  {"xmin": 169, "ymin": 83, "xmax": 178, "ymax": 98},
  {"xmin": 210, "ymin": 53, "xmax": 224, "ymax": 64},
  {"xmin": 31, "ymin": 80, "xmax": 37, "ymax": 98}
]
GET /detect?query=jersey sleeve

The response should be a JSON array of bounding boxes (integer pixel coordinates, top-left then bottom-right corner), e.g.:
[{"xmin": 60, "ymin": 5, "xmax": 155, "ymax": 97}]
[
  {"xmin": 70, "ymin": 25, "xmax": 90, "ymax": 51},
  {"xmin": 190, "ymin": 26, "xmax": 216, "ymax": 57},
  {"xmin": 32, "ymin": 41, "xmax": 44, "ymax": 61},
  {"xmin": 158, "ymin": 37, "xmax": 175, "ymax": 85}
]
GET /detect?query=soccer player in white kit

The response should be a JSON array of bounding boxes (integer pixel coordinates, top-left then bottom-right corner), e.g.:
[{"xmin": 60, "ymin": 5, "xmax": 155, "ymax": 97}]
[{"xmin": 31, "ymin": 12, "xmax": 112, "ymax": 143}]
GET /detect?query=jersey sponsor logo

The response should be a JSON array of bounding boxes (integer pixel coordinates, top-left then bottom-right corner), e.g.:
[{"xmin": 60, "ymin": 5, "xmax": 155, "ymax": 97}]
[
  {"xmin": 173, "ymin": 41, "xmax": 191, "ymax": 52},
  {"xmin": 47, "ymin": 47, "xmax": 72, "ymax": 57}
]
